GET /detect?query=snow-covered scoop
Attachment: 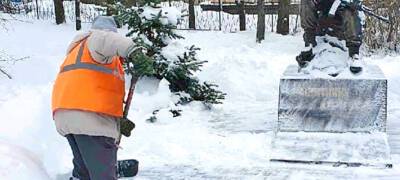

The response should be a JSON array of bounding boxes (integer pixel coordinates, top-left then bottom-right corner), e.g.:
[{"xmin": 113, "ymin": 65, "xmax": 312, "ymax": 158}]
[{"xmin": 270, "ymin": 65, "xmax": 393, "ymax": 168}]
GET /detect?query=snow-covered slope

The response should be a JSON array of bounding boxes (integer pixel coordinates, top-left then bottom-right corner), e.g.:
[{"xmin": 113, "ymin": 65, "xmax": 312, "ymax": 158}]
[{"xmin": 0, "ymin": 20, "xmax": 400, "ymax": 179}]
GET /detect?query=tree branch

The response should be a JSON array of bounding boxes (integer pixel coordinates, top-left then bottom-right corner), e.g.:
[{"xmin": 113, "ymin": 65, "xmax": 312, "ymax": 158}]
[
  {"xmin": 0, "ymin": 67, "xmax": 12, "ymax": 79},
  {"xmin": 0, "ymin": 50, "xmax": 28, "ymax": 79}
]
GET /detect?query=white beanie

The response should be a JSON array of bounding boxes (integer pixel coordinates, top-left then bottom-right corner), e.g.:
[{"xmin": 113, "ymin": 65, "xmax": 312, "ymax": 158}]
[{"xmin": 91, "ymin": 16, "xmax": 118, "ymax": 32}]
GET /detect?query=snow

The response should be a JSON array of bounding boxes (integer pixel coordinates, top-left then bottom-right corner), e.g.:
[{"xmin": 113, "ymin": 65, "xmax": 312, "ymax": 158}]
[
  {"xmin": 1, "ymin": 18, "xmax": 400, "ymax": 179},
  {"xmin": 271, "ymin": 132, "xmax": 391, "ymax": 165},
  {"xmin": 140, "ymin": 6, "xmax": 182, "ymax": 26},
  {"xmin": 0, "ymin": 140, "xmax": 50, "ymax": 179}
]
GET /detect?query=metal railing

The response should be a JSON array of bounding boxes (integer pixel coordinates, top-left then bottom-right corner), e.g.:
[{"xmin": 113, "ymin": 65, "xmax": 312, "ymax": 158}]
[{"xmin": 5, "ymin": 0, "xmax": 301, "ymax": 33}]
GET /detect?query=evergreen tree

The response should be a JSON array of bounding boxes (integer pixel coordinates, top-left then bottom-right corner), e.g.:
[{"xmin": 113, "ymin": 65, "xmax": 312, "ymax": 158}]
[{"xmin": 115, "ymin": 0, "xmax": 225, "ymax": 120}]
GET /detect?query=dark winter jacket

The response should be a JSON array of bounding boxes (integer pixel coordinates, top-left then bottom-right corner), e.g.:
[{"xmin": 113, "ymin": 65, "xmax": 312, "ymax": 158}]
[{"xmin": 313, "ymin": 0, "xmax": 336, "ymax": 13}]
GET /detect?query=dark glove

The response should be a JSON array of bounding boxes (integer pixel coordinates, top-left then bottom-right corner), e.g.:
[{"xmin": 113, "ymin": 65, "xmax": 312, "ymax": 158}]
[
  {"xmin": 127, "ymin": 49, "xmax": 154, "ymax": 77},
  {"xmin": 128, "ymin": 46, "xmax": 147, "ymax": 60},
  {"xmin": 120, "ymin": 118, "xmax": 135, "ymax": 137}
]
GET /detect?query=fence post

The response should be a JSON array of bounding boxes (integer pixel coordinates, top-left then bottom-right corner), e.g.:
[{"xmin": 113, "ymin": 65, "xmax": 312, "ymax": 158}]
[
  {"xmin": 238, "ymin": 0, "xmax": 246, "ymax": 31},
  {"xmin": 54, "ymin": 0, "xmax": 66, "ymax": 24},
  {"xmin": 35, "ymin": 0, "xmax": 39, "ymax": 19},
  {"xmin": 189, "ymin": 0, "xmax": 195, "ymax": 29},
  {"xmin": 219, "ymin": 0, "xmax": 222, "ymax": 31},
  {"xmin": 75, "ymin": 0, "xmax": 81, "ymax": 30},
  {"xmin": 256, "ymin": 0, "xmax": 265, "ymax": 42},
  {"xmin": 277, "ymin": 0, "xmax": 289, "ymax": 35}
]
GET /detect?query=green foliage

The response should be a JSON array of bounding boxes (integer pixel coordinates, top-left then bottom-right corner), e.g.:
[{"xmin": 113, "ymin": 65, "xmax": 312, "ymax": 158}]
[
  {"xmin": 184, "ymin": 81, "xmax": 226, "ymax": 105},
  {"xmin": 116, "ymin": 5, "xmax": 183, "ymax": 55},
  {"xmin": 124, "ymin": 50, "xmax": 154, "ymax": 77},
  {"xmin": 154, "ymin": 46, "xmax": 207, "ymax": 90},
  {"xmin": 116, "ymin": 0, "xmax": 225, "ymax": 121},
  {"xmin": 153, "ymin": 46, "xmax": 226, "ymax": 105}
]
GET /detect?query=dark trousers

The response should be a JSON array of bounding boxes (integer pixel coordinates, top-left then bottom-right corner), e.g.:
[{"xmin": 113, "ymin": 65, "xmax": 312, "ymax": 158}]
[
  {"xmin": 300, "ymin": 0, "xmax": 363, "ymax": 55},
  {"xmin": 66, "ymin": 134, "xmax": 118, "ymax": 180}
]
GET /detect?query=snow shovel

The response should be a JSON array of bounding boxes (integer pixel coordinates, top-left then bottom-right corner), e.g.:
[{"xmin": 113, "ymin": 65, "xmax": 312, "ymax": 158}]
[
  {"xmin": 116, "ymin": 75, "xmax": 140, "ymax": 178},
  {"xmin": 270, "ymin": 65, "xmax": 393, "ymax": 168},
  {"xmin": 117, "ymin": 159, "xmax": 139, "ymax": 178}
]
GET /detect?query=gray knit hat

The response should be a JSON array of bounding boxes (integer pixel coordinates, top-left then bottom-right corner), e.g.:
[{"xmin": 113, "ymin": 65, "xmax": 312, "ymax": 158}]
[{"xmin": 91, "ymin": 16, "xmax": 118, "ymax": 32}]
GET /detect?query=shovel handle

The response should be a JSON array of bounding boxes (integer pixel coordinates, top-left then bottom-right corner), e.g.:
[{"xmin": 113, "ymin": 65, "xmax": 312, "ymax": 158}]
[
  {"xmin": 118, "ymin": 74, "xmax": 139, "ymax": 145},
  {"xmin": 123, "ymin": 75, "xmax": 139, "ymax": 118}
]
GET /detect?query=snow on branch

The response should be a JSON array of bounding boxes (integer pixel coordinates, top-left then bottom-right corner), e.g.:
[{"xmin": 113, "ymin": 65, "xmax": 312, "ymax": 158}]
[
  {"xmin": 0, "ymin": 50, "xmax": 27, "ymax": 79},
  {"xmin": 0, "ymin": 12, "xmax": 30, "ymax": 31}
]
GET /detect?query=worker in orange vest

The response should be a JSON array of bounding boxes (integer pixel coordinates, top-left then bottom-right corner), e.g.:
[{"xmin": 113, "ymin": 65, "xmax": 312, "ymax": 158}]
[{"xmin": 52, "ymin": 16, "xmax": 139, "ymax": 180}]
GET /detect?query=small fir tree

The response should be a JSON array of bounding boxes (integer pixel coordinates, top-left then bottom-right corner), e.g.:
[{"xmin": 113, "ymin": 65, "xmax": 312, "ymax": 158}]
[{"xmin": 115, "ymin": 0, "xmax": 225, "ymax": 121}]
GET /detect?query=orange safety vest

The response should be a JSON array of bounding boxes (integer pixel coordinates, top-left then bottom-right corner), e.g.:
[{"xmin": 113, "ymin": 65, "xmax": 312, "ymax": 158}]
[{"xmin": 52, "ymin": 39, "xmax": 125, "ymax": 117}]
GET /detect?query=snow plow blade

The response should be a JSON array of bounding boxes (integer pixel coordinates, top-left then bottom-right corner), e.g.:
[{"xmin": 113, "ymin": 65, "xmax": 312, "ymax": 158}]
[{"xmin": 271, "ymin": 65, "xmax": 392, "ymax": 167}]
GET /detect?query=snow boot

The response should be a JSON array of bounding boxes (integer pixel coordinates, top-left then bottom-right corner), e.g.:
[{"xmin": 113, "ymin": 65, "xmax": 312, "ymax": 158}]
[
  {"xmin": 297, "ymin": 31, "xmax": 317, "ymax": 68},
  {"xmin": 296, "ymin": 46, "xmax": 315, "ymax": 68},
  {"xmin": 349, "ymin": 54, "xmax": 363, "ymax": 74}
]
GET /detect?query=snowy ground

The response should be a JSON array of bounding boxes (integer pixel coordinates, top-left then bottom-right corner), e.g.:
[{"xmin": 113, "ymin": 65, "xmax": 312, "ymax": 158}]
[{"xmin": 1, "ymin": 19, "xmax": 400, "ymax": 179}]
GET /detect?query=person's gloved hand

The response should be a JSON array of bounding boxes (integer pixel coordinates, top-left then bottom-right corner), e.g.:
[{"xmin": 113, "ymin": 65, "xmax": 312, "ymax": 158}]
[
  {"xmin": 128, "ymin": 46, "xmax": 147, "ymax": 59},
  {"xmin": 126, "ymin": 48, "xmax": 154, "ymax": 77},
  {"xmin": 120, "ymin": 117, "xmax": 135, "ymax": 137}
]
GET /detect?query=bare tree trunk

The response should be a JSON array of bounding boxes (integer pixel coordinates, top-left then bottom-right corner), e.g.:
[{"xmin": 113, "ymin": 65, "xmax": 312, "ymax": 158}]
[
  {"xmin": 363, "ymin": 0, "xmax": 399, "ymax": 51},
  {"xmin": 387, "ymin": 16, "xmax": 393, "ymax": 43},
  {"xmin": 256, "ymin": 0, "xmax": 265, "ymax": 42},
  {"xmin": 75, "ymin": 0, "xmax": 81, "ymax": 30},
  {"xmin": 124, "ymin": 0, "xmax": 136, "ymax": 7},
  {"xmin": 189, "ymin": 0, "xmax": 195, "ymax": 29},
  {"xmin": 106, "ymin": 0, "xmax": 115, "ymax": 16},
  {"xmin": 219, "ymin": 0, "xmax": 222, "ymax": 30},
  {"xmin": 35, "ymin": 0, "xmax": 39, "ymax": 19},
  {"xmin": 54, "ymin": 0, "xmax": 65, "ymax": 24},
  {"xmin": 277, "ymin": 0, "xmax": 289, "ymax": 35},
  {"xmin": 239, "ymin": 1, "xmax": 246, "ymax": 31}
]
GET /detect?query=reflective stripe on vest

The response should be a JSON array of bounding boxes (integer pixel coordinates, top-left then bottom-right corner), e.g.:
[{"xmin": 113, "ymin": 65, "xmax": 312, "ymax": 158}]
[
  {"xmin": 52, "ymin": 39, "xmax": 125, "ymax": 118},
  {"xmin": 60, "ymin": 40, "xmax": 116, "ymax": 76}
]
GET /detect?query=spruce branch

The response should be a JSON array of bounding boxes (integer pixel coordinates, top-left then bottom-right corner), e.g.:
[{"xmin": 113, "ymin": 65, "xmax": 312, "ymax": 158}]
[{"xmin": 116, "ymin": 1, "xmax": 226, "ymax": 121}]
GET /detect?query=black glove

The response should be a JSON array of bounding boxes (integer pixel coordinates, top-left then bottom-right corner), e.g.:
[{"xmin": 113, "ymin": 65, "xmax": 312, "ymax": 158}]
[
  {"xmin": 128, "ymin": 46, "xmax": 147, "ymax": 60},
  {"xmin": 127, "ymin": 49, "xmax": 154, "ymax": 77},
  {"xmin": 120, "ymin": 118, "xmax": 135, "ymax": 137}
]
